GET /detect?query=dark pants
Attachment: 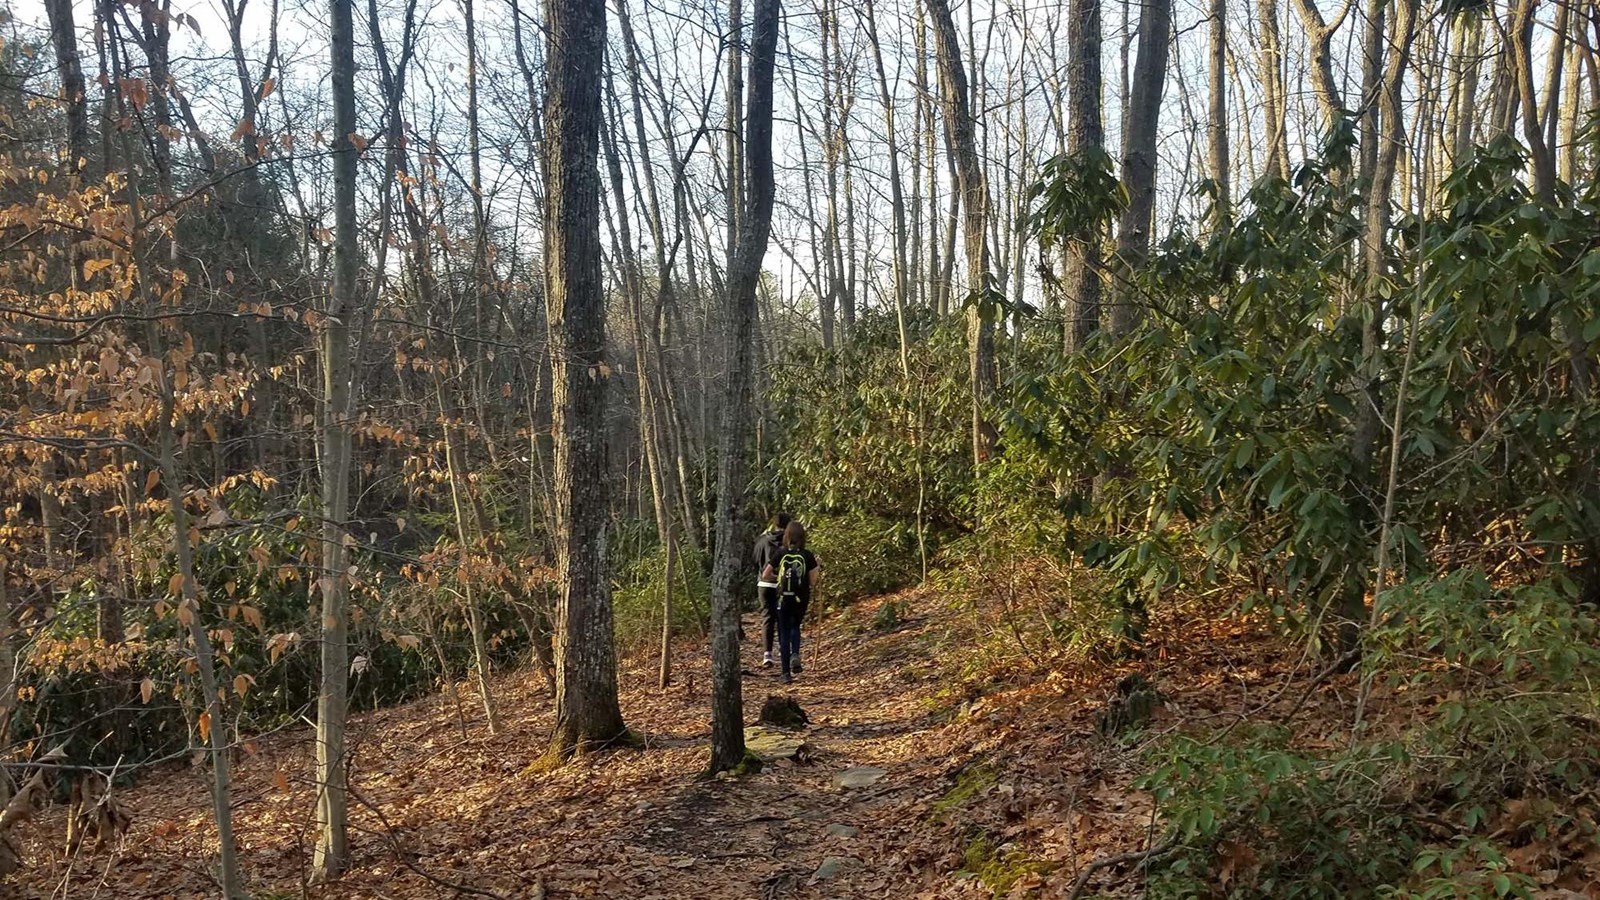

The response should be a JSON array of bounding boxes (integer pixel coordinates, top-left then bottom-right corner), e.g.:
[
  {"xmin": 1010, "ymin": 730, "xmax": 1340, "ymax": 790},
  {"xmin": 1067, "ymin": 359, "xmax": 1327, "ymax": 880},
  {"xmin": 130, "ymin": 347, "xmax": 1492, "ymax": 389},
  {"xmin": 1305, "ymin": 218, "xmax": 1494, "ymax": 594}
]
[
  {"xmin": 760, "ymin": 587, "xmax": 780, "ymax": 654},
  {"xmin": 778, "ymin": 599, "xmax": 805, "ymax": 675}
]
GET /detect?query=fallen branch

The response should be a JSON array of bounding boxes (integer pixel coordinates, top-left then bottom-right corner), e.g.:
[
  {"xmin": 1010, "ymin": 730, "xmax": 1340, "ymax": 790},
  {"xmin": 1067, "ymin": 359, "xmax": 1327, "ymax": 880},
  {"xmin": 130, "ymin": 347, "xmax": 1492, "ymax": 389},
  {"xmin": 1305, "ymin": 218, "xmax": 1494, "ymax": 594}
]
[
  {"xmin": 1066, "ymin": 834, "xmax": 1179, "ymax": 899},
  {"xmin": 0, "ymin": 745, "xmax": 69, "ymax": 877}
]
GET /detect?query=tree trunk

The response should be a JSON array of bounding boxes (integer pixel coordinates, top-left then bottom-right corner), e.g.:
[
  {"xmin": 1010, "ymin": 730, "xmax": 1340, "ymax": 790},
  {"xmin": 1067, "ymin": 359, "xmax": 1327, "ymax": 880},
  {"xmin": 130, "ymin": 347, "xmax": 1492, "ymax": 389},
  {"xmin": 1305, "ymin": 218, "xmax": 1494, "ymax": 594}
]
[
  {"xmin": 109, "ymin": 39, "xmax": 244, "ymax": 877},
  {"xmin": 1489, "ymin": 7, "xmax": 1520, "ymax": 138},
  {"xmin": 1257, "ymin": 0, "xmax": 1287, "ymax": 181},
  {"xmin": 1445, "ymin": 13, "xmax": 1484, "ymax": 166},
  {"xmin": 916, "ymin": 4, "xmax": 945, "ymax": 316},
  {"xmin": 1339, "ymin": 0, "xmax": 1420, "ymax": 653},
  {"xmin": 1065, "ymin": 0, "xmax": 1104, "ymax": 350},
  {"xmin": 925, "ymin": 0, "xmax": 996, "ymax": 466},
  {"xmin": 438, "ymin": 408, "xmax": 503, "ymax": 733},
  {"xmin": 726, "ymin": 0, "xmax": 745, "ymax": 262},
  {"xmin": 660, "ymin": 536, "xmax": 676, "ymax": 688},
  {"xmin": 1541, "ymin": 0, "xmax": 1570, "ymax": 158},
  {"xmin": 456, "ymin": 0, "xmax": 503, "ymax": 735},
  {"xmin": 861, "ymin": 0, "xmax": 912, "ymax": 375},
  {"xmin": 544, "ymin": 0, "xmax": 628, "ymax": 761},
  {"xmin": 1560, "ymin": 24, "xmax": 1583, "ymax": 182},
  {"xmin": 600, "ymin": 102, "xmax": 678, "ymax": 688},
  {"xmin": 1208, "ymin": 0, "xmax": 1230, "ymax": 211},
  {"xmin": 1110, "ymin": 0, "xmax": 1174, "ymax": 335},
  {"xmin": 0, "ymin": 569, "xmax": 16, "ymax": 804},
  {"xmin": 820, "ymin": 0, "xmax": 845, "ymax": 348},
  {"xmin": 1291, "ymin": 0, "xmax": 1349, "ymax": 140},
  {"xmin": 159, "ymin": 405, "xmax": 245, "ymax": 898},
  {"xmin": 313, "ymin": 0, "xmax": 359, "ymax": 878},
  {"xmin": 1513, "ymin": 0, "xmax": 1556, "ymax": 201},
  {"xmin": 707, "ymin": 0, "xmax": 780, "ymax": 776},
  {"xmin": 44, "ymin": 0, "xmax": 89, "ymax": 170}
]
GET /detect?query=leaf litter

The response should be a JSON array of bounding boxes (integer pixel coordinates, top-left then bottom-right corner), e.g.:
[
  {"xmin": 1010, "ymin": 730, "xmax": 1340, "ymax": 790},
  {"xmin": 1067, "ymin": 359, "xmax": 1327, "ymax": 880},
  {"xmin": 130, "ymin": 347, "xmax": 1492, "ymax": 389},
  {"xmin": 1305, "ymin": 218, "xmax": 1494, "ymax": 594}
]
[{"xmin": 5, "ymin": 588, "xmax": 1443, "ymax": 898}]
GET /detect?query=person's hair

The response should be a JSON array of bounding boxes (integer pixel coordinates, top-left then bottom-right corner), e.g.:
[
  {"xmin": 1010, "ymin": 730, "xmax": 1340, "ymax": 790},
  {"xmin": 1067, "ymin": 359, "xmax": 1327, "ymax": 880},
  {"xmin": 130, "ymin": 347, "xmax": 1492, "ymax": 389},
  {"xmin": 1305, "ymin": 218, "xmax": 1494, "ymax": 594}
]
[
  {"xmin": 773, "ymin": 511, "xmax": 792, "ymax": 530},
  {"xmin": 782, "ymin": 520, "xmax": 807, "ymax": 549}
]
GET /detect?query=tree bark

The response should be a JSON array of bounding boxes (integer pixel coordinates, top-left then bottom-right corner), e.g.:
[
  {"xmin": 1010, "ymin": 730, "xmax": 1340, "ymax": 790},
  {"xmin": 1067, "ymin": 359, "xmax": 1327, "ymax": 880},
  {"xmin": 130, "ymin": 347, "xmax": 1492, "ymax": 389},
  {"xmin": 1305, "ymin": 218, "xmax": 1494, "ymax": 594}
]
[
  {"xmin": 1540, "ymin": 0, "xmax": 1570, "ymax": 158},
  {"xmin": 1257, "ymin": 0, "xmax": 1288, "ymax": 181},
  {"xmin": 1065, "ymin": 0, "xmax": 1104, "ymax": 350},
  {"xmin": 456, "ymin": 0, "xmax": 504, "ymax": 735},
  {"xmin": 1339, "ymin": 0, "xmax": 1420, "ymax": 653},
  {"xmin": 313, "ymin": 0, "xmax": 359, "ymax": 878},
  {"xmin": 915, "ymin": 4, "xmax": 946, "ymax": 316},
  {"xmin": 707, "ymin": 0, "xmax": 780, "ymax": 776},
  {"xmin": 1208, "ymin": 0, "xmax": 1231, "ymax": 211},
  {"xmin": 1291, "ymin": 0, "xmax": 1349, "ymax": 139},
  {"xmin": 925, "ymin": 0, "xmax": 996, "ymax": 465},
  {"xmin": 44, "ymin": 0, "xmax": 89, "ymax": 170},
  {"xmin": 154, "ymin": 403, "xmax": 245, "ymax": 896},
  {"xmin": 544, "ymin": 0, "xmax": 628, "ymax": 760},
  {"xmin": 861, "ymin": 0, "xmax": 912, "ymax": 374},
  {"xmin": 1513, "ymin": 0, "xmax": 1556, "ymax": 201},
  {"xmin": 1110, "ymin": 0, "xmax": 1174, "ymax": 335},
  {"xmin": 1560, "ymin": 23, "xmax": 1583, "ymax": 182},
  {"xmin": 1445, "ymin": 12, "xmax": 1484, "ymax": 166}
]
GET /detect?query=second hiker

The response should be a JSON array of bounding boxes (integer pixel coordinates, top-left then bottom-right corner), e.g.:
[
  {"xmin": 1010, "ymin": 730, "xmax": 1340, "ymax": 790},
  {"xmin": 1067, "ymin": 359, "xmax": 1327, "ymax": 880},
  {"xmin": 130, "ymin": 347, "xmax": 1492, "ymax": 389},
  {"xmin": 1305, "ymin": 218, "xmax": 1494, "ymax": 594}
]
[
  {"xmin": 761, "ymin": 520, "xmax": 819, "ymax": 683},
  {"xmin": 753, "ymin": 512, "xmax": 790, "ymax": 668}
]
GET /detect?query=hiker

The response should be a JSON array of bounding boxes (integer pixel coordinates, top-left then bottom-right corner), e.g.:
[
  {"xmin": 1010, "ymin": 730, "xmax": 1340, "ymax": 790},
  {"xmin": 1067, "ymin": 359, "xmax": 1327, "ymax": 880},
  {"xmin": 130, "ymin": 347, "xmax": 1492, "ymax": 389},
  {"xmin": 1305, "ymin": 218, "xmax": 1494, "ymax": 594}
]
[
  {"xmin": 754, "ymin": 512, "xmax": 791, "ymax": 667},
  {"xmin": 761, "ymin": 520, "xmax": 819, "ymax": 684}
]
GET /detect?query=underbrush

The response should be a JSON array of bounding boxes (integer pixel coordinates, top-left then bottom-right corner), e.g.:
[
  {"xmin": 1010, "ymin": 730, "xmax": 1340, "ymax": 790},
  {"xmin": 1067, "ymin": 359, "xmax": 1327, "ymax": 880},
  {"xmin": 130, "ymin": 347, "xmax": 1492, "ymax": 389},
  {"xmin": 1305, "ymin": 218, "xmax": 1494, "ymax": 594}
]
[
  {"xmin": 611, "ymin": 542, "xmax": 711, "ymax": 654},
  {"xmin": 807, "ymin": 512, "xmax": 923, "ymax": 607},
  {"xmin": 1140, "ymin": 573, "xmax": 1600, "ymax": 898},
  {"xmin": 901, "ymin": 540, "xmax": 1600, "ymax": 897}
]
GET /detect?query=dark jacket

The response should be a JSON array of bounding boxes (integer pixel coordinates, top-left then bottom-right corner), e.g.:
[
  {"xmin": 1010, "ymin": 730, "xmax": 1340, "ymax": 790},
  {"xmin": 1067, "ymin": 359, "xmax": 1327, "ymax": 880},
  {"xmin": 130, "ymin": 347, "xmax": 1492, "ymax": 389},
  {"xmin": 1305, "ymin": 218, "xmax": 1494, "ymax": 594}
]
[{"xmin": 753, "ymin": 529, "xmax": 784, "ymax": 582}]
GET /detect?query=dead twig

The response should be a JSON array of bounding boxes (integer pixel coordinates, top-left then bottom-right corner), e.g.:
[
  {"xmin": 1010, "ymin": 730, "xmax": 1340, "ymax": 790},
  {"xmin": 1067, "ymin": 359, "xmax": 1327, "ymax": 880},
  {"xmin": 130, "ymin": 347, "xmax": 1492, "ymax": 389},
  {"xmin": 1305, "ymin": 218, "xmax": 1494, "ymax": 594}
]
[{"xmin": 1065, "ymin": 834, "xmax": 1180, "ymax": 899}]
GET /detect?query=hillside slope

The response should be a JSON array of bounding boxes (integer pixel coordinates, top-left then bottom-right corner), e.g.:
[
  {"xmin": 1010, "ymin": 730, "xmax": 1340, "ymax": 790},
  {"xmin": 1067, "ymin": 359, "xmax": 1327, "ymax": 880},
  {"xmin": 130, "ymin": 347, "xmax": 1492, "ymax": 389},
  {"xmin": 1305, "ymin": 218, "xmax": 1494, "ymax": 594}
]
[{"xmin": 9, "ymin": 591, "xmax": 1314, "ymax": 899}]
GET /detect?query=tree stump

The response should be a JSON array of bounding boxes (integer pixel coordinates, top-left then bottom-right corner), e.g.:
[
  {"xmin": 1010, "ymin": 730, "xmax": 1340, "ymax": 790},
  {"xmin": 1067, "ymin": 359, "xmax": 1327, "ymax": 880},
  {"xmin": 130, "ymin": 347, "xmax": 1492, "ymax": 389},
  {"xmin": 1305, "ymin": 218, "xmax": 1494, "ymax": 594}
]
[{"xmin": 759, "ymin": 693, "xmax": 810, "ymax": 728}]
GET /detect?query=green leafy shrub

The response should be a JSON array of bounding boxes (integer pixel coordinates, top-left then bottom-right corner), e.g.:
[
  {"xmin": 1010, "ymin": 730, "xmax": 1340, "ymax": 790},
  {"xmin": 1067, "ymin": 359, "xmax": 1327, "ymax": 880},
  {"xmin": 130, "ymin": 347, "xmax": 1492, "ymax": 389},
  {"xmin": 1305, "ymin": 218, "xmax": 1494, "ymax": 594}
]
[
  {"xmin": 760, "ymin": 310, "xmax": 974, "ymax": 541},
  {"xmin": 871, "ymin": 598, "xmax": 904, "ymax": 631},
  {"xmin": 1012, "ymin": 134, "xmax": 1600, "ymax": 654},
  {"xmin": 1139, "ymin": 574, "xmax": 1600, "ymax": 898},
  {"xmin": 611, "ymin": 541, "xmax": 710, "ymax": 654},
  {"xmin": 805, "ymin": 512, "xmax": 922, "ymax": 606}
]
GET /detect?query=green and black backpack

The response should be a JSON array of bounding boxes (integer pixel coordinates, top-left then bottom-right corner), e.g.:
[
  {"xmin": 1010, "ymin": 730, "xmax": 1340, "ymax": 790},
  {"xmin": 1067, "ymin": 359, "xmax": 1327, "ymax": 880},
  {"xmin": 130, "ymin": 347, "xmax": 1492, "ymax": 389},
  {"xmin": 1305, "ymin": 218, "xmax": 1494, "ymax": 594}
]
[{"xmin": 778, "ymin": 550, "xmax": 808, "ymax": 608}]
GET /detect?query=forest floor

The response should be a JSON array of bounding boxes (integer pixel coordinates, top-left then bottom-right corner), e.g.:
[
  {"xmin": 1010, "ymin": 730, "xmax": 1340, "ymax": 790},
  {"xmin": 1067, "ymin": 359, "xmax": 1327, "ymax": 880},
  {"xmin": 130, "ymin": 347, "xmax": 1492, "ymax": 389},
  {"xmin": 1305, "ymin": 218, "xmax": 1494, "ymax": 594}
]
[{"xmin": 10, "ymin": 588, "xmax": 1320, "ymax": 899}]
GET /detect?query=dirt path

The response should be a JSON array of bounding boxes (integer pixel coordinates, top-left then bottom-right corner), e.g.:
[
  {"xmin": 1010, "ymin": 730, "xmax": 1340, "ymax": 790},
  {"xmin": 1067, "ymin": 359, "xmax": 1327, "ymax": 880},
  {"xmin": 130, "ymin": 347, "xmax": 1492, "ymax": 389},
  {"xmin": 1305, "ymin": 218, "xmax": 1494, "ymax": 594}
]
[{"xmin": 11, "ymin": 596, "xmax": 994, "ymax": 899}]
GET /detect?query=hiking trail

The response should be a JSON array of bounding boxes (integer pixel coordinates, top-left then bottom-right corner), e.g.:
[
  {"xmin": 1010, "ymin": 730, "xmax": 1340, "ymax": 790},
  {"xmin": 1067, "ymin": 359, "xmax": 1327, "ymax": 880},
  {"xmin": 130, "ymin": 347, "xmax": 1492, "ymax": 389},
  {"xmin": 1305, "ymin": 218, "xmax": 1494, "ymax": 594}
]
[{"xmin": 15, "ymin": 590, "xmax": 1092, "ymax": 899}]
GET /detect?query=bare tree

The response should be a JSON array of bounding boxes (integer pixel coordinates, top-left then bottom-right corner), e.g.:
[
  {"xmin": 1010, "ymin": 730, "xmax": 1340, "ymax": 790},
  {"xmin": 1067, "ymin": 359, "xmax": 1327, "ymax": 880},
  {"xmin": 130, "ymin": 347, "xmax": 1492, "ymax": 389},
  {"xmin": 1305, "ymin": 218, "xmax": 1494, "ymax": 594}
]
[
  {"xmin": 1258, "ymin": 0, "xmax": 1288, "ymax": 180},
  {"xmin": 861, "ymin": 0, "xmax": 912, "ymax": 373},
  {"xmin": 925, "ymin": 0, "xmax": 997, "ymax": 465},
  {"xmin": 1109, "ymin": 0, "xmax": 1174, "ymax": 335},
  {"xmin": 545, "ymin": 0, "xmax": 628, "ymax": 761},
  {"xmin": 1065, "ymin": 0, "xmax": 1105, "ymax": 350},
  {"xmin": 43, "ymin": 0, "xmax": 88, "ymax": 169},
  {"xmin": 707, "ymin": 0, "xmax": 781, "ymax": 776},
  {"xmin": 312, "ymin": 0, "xmax": 360, "ymax": 879}
]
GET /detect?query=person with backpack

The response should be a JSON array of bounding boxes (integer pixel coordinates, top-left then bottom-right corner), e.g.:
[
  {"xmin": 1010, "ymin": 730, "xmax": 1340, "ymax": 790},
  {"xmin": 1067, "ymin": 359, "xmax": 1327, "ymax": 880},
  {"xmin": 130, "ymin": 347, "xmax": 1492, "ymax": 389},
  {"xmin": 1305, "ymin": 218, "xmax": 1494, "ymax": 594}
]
[
  {"xmin": 753, "ymin": 512, "xmax": 791, "ymax": 668},
  {"xmin": 761, "ymin": 520, "xmax": 819, "ymax": 683}
]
